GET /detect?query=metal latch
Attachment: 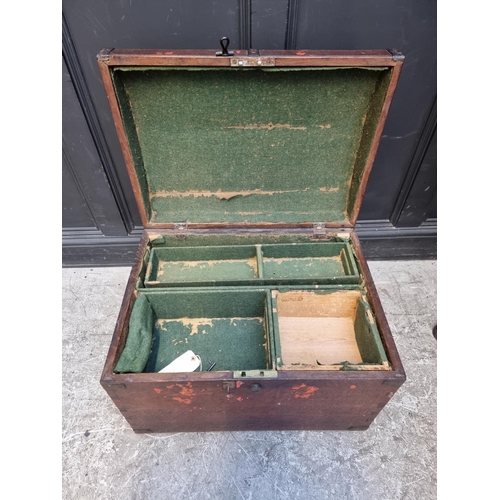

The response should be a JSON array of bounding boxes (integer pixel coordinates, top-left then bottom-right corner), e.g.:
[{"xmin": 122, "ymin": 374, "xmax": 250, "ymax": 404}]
[
  {"xmin": 222, "ymin": 381, "xmax": 235, "ymax": 393},
  {"xmin": 173, "ymin": 222, "xmax": 188, "ymax": 239},
  {"xmin": 312, "ymin": 222, "xmax": 327, "ymax": 239},
  {"xmin": 215, "ymin": 36, "xmax": 275, "ymax": 66}
]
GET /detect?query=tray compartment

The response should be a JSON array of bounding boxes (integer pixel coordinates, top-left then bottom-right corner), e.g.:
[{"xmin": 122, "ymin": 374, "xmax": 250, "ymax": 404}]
[
  {"xmin": 261, "ymin": 242, "xmax": 358, "ymax": 283},
  {"xmin": 145, "ymin": 245, "xmax": 260, "ymax": 287},
  {"xmin": 114, "ymin": 289, "xmax": 273, "ymax": 373},
  {"xmin": 272, "ymin": 289, "xmax": 388, "ymax": 370},
  {"xmin": 143, "ymin": 241, "xmax": 359, "ymax": 288}
]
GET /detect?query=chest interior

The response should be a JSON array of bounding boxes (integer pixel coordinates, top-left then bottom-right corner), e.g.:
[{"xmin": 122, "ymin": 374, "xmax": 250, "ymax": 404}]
[
  {"xmin": 107, "ymin": 60, "xmax": 395, "ymax": 377},
  {"xmin": 114, "ymin": 232, "xmax": 388, "ymax": 376}
]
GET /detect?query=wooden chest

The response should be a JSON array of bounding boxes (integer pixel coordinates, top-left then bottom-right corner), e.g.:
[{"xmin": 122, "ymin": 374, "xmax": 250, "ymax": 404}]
[{"xmin": 97, "ymin": 45, "xmax": 406, "ymax": 433}]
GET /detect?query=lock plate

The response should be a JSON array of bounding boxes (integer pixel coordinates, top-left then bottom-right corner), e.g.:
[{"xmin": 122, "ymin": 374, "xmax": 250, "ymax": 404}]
[
  {"xmin": 233, "ymin": 370, "xmax": 278, "ymax": 379},
  {"xmin": 230, "ymin": 57, "xmax": 276, "ymax": 67}
]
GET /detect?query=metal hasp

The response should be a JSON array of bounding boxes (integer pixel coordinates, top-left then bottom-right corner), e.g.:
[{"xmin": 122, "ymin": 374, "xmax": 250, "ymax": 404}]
[
  {"xmin": 230, "ymin": 56, "xmax": 275, "ymax": 67},
  {"xmin": 228, "ymin": 47, "xmax": 276, "ymax": 67},
  {"xmin": 215, "ymin": 37, "xmax": 234, "ymax": 56},
  {"xmin": 222, "ymin": 381, "xmax": 235, "ymax": 393}
]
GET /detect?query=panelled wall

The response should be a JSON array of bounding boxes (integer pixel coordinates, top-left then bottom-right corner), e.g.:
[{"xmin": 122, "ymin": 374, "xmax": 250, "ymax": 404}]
[{"xmin": 62, "ymin": 0, "xmax": 436, "ymax": 266}]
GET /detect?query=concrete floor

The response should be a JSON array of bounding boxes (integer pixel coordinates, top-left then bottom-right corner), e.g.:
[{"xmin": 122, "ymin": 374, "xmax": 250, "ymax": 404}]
[{"xmin": 62, "ymin": 261, "xmax": 437, "ymax": 500}]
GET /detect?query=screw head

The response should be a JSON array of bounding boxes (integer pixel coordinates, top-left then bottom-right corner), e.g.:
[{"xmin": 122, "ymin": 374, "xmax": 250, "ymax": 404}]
[
  {"xmin": 250, "ymin": 383, "xmax": 262, "ymax": 393},
  {"xmin": 238, "ymin": 60, "xmax": 244, "ymax": 66}
]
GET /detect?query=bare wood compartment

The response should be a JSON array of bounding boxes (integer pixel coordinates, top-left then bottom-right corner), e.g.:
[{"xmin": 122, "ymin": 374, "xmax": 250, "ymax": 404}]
[{"xmin": 273, "ymin": 290, "xmax": 388, "ymax": 370}]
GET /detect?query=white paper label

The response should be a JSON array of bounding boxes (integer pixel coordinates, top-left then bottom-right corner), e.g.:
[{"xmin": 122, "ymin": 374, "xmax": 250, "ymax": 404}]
[{"xmin": 158, "ymin": 350, "xmax": 201, "ymax": 373}]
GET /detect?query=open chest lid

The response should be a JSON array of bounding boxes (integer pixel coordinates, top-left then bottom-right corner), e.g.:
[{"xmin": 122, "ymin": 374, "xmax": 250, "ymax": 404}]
[{"xmin": 97, "ymin": 47, "xmax": 404, "ymax": 230}]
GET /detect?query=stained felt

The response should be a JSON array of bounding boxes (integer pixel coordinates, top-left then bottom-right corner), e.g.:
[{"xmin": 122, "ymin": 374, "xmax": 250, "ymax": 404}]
[
  {"xmin": 144, "ymin": 242, "xmax": 359, "ymax": 287},
  {"xmin": 114, "ymin": 289, "xmax": 271, "ymax": 373},
  {"xmin": 146, "ymin": 317, "xmax": 269, "ymax": 373},
  {"xmin": 112, "ymin": 66, "xmax": 391, "ymax": 225}
]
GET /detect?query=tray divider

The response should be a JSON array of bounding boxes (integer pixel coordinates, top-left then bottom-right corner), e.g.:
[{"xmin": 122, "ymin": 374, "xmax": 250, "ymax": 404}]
[
  {"xmin": 270, "ymin": 290, "xmax": 284, "ymax": 368},
  {"xmin": 144, "ymin": 248, "xmax": 159, "ymax": 286},
  {"xmin": 255, "ymin": 244, "xmax": 265, "ymax": 279},
  {"xmin": 356, "ymin": 296, "xmax": 389, "ymax": 364},
  {"xmin": 265, "ymin": 290, "xmax": 276, "ymax": 370},
  {"xmin": 341, "ymin": 242, "xmax": 358, "ymax": 278}
]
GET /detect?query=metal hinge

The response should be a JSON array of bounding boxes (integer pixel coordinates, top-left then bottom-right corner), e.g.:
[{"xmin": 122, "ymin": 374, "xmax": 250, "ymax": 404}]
[
  {"xmin": 312, "ymin": 222, "xmax": 327, "ymax": 239},
  {"xmin": 96, "ymin": 48, "xmax": 114, "ymax": 63},
  {"xmin": 173, "ymin": 222, "xmax": 188, "ymax": 239},
  {"xmin": 387, "ymin": 48, "xmax": 405, "ymax": 62}
]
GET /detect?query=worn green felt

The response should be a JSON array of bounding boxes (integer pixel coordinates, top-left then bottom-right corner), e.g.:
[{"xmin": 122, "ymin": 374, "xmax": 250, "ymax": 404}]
[
  {"xmin": 354, "ymin": 298, "xmax": 387, "ymax": 364},
  {"xmin": 146, "ymin": 318, "xmax": 268, "ymax": 372},
  {"xmin": 152, "ymin": 244, "xmax": 258, "ymax": 262},
  {"xmin": 144, "ymin": 289, "xmax": 266, "ymax": 318},
  {"xmin": 261, "ymin": 242, "xmax": 354, "ymax": 280},
  {"xmin": 158, "ymin": 259, "xmax": 257, "ymax": 282},
  {"xmin": 148, "ymin": 245, "xmax": 258, "ymax": 284},
  {"xmin": 347, "ymin": 71, "xmax": 392, "ymax": 216},
  {"xmin": 143, "ymin": 289, "xmax": 269, "ymax": 372},
  {"xmin": 112, "ymin": 73, "xmax": 152, "ymax": 221},
  {"xmin": 112, "ymin": 66, "xmax": 391, "ymax": 225},
  {"xmin": 144, "ymin": 242, "xmax": 358, "ymax": 287},
  {"xmin": 114, "ymin": 294, "xmax": 156, "ymax": 373},
  {"xmin": 340, "ymin": 244, "xmax": 356, "ymax": 276},
  {"xmin": 263, "ymin": 256, "xmax": 344, "ymax": 280}
]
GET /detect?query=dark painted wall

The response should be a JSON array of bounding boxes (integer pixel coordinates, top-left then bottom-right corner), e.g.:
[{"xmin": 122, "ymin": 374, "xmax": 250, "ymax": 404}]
[{"xmin": 62, "ymin": 1, "xmax": 436, "ymax": 266}]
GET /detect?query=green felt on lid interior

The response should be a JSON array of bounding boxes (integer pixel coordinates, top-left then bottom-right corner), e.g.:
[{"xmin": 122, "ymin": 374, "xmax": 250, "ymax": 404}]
[{"xmin": 111, "ymin": 66, "xmax": 392, "ymax": 226}]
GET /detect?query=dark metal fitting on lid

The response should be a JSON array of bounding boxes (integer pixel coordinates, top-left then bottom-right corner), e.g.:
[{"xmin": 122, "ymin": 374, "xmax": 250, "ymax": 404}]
[{"xmin": 216, "ymin": 37, "xmax": 234, "ymax": 56}]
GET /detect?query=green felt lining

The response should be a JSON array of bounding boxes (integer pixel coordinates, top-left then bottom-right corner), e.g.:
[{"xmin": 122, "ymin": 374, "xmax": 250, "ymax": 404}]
[
  {"xmin": 114, "ymin": 294, "xmax": 156, "ymax": 373},
  {"xmin": 112, "ymin": 74, "xmax": 151, "ymax": 221},
  {"xmin": 146, "ymin": 317, "xmax": 268, "ymax": 372},
  {"xmin": 115, "ymin": 290, "xmax": 273, "ymax": 373},
  {"xmin": 354, "ymin": 298, "xmax": 388, "ymax": 364},
  {"xmin": 146, "ymin": 245, "xmax": 259, "ymax": 286},
  {"xmin": 260, "ymin": 242, "xmax": 354, "ymax": 281},
  {"xmin": 111, "ymin": 66, "xmax": 392, "ymax": 225},
  {"xmin": 113, "ymin": 286, "xmax": 388, "ymax": 373},
  {"xmin": 144, "ymin": 242, "xmax": 359, "ymax": 287}
]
